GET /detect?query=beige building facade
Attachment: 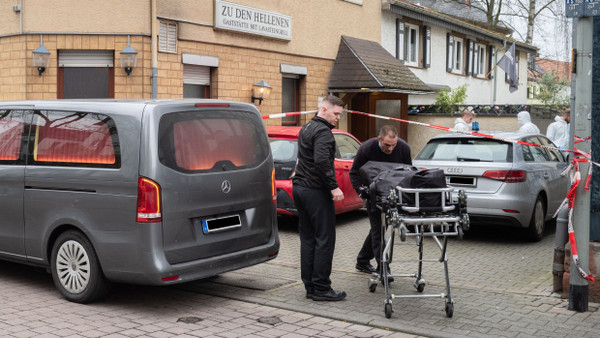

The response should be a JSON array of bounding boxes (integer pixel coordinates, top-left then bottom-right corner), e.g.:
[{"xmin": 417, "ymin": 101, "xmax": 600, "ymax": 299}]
[{"xmin": 0, "ymin": 0, "xmax": 380, "ymax": 126}]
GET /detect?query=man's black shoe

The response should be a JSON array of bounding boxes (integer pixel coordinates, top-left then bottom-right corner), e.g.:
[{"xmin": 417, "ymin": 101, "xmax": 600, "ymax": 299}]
[
  {"xmin": 312, "ymin": 289, "xmax": 347, "ymax": 301},
  {"xmin": 355, "ymin": 262, "xmax": 377, "ymax": 274},
  {"xmin": 306, "ymin": 292, "xmax": 313, "ymax": 299}
]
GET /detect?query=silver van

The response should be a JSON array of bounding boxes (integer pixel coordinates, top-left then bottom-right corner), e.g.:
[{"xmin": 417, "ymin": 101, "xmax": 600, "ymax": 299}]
[{"xmin": 0, "ymin": 99, "xmax": 279, "ymax": 303}]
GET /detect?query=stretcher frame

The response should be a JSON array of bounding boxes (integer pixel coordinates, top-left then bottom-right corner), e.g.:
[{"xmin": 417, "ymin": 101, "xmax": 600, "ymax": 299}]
[{"xmin": 367, "ymin": 186, "xmax": 469, "ymax": 319}]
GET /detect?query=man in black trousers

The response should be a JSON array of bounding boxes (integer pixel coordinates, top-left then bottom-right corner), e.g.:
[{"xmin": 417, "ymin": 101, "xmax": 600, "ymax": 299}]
[
  {"xmin": 349, "ymin": 125, "xmax": 412, "ymax": 276},
  {"xmin": 292, "ymin": 95, "xmax": 346, "ymax": 301}
]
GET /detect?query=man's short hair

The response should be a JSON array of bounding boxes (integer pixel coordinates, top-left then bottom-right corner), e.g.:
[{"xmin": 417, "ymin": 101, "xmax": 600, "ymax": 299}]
[
  {"xmin": 378, "ymin": 125, "xmax": 398, "ymax": 139},
  {"xmin": 321, "ymin": 94, "xmax": 344, "ymax": 108},
  {"xmin": 562, "ymin": 108, "xmax": 570, "ymax": 115}
]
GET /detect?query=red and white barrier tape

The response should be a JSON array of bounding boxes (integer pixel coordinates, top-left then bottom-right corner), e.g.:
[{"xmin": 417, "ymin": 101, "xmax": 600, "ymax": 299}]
[
  {"xmin": 553, "ymin": 158, "xmax": 595, "ymax": 281},
  {"xmin": 263, "ymin": 109, "xmax": 596, "ymax": 163}
]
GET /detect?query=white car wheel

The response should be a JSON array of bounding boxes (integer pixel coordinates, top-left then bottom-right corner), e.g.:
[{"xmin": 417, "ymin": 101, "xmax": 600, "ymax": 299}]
[
  {"xmin": 55, "ymin": 240, "xmax": 91, "ymax": 294},
  {"xmin": 51, "ymin": 230, "xmax": 111, "ymax": 303}
]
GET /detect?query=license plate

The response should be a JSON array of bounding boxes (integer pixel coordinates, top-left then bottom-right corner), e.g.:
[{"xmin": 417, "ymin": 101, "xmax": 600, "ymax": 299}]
[{"xmin": 202, "ymin": 215, "xmax": 242, "ymax": 234}]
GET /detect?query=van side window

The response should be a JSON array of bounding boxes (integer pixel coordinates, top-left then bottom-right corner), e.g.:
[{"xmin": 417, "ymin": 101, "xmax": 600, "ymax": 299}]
[
  {"xmin": 30, "ymin": 111, "xmax": 120, "ymax": 167},
  {"xmin": 0, "ymin": 110, "xmax": 26, "ymax": 163}
]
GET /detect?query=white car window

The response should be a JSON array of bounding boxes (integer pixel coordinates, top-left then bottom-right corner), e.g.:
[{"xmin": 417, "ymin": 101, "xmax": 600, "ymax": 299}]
[{"xmin": 420, "ymin": 139, "xmax": 510, "ymax": 162}]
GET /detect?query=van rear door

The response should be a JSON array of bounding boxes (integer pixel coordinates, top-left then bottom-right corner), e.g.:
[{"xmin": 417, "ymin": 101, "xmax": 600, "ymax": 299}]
[{"xmin": 141, "ymin": 103, "xmax": 275, "ymax": 265}]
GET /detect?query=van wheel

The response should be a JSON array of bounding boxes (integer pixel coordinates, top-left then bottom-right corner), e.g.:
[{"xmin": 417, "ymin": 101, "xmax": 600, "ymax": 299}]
[
  {"xmin": 526, "ymin": 196, "xmax": 545, "ymax": 242},
  {"xmin": 51, "ymin": 230, "xmax": 111, "ymax": 303}
]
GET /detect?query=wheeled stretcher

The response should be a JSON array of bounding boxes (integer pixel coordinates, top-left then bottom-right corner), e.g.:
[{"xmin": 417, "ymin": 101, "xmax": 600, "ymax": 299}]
[{"xmin": 360, "ymin": 164, "xmax": 469, "ymax": 319}]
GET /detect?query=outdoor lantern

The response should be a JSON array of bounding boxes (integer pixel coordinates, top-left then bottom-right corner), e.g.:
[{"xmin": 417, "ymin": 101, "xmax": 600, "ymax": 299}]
[
  {"xmin": 120, "ymin": 39, "xmax": 138, "ymax": 76},
  {"xmin": 32, "ymin": 37, "xmax": 50, "ymax": 77},
  {"xmin": 251, "ymin": 80, "xmax": 272, "ymax": 105}
]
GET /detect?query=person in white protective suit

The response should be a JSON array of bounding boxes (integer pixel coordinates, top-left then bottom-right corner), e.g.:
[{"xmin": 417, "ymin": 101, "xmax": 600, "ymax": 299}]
[
  {"xmin": 453, "ymin": 108, "xmax": 475, "ymax": 132},
  {"xmin": 546, "ymin": 108, "xmax": 570, "ymax": 149},
  {"xmin": 517, "ymin": 111, "xmax": 540, "ymax": 134}
]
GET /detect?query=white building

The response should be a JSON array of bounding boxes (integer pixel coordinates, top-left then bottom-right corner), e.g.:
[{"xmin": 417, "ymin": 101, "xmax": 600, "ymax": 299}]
[{"xmin": 381, "ymin": 0, "xmax": 538, "ymax": 106}]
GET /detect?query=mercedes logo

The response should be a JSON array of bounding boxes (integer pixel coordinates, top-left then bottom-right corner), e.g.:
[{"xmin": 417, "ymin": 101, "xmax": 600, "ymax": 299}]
[{"xmin": 221, "ymin": 180, "xmax": 231, "ymax": 194}]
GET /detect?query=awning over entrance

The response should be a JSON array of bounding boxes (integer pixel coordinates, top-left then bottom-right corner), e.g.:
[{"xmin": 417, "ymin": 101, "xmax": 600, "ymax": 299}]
[{"xmin": 328, "ymin": 35, "xmax": 433, "ymax": 95}]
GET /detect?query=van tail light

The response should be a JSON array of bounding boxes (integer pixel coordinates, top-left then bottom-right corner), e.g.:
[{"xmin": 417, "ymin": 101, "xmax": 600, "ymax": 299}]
[
  {"xmin": 137, "ymin": 177, "xmax": 162, "ymax": 223},
  {"xmin": 271, "ymin": 168, "xmax": 277, "ymax": 204},
  {"xmin": 482, "ymin": 170, "xmax": 526, "ymax": 183}
]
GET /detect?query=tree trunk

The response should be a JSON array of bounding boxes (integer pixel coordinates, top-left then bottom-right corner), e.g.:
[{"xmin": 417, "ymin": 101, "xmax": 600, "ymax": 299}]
[{"xmin": 526, "ymin": 0, "xmax": 536, "ymax": 45}]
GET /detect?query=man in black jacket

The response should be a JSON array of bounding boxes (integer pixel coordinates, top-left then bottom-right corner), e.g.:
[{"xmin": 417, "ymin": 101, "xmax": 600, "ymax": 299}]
[
  {"xmin": 292, "ymin": 95, "xmax": 346, "ymax": 301},
  {"xmin": 349, "ymin": 125, "xmax": 412, "ymax": 275}
]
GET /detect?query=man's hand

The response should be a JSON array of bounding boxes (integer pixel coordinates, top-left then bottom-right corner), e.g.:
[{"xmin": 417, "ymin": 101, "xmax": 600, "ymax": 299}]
[{"xmin": 331, "ymin": 188, "xmax": 344, "ymax": 202}]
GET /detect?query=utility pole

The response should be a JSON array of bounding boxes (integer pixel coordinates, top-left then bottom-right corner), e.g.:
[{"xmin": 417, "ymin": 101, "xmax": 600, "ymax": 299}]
[
  {"xmin": 566, "ymin": 0, "xmax": 596, "ymax": 312},
  {"xmin": 590, "ymin": 17, "xmax": 600, "ymax": 242}
]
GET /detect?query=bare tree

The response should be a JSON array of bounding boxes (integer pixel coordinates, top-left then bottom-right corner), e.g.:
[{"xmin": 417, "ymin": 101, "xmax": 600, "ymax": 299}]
[{"xmin": 510, "ymin": 0, "xmax": 559, "ymax": 45}]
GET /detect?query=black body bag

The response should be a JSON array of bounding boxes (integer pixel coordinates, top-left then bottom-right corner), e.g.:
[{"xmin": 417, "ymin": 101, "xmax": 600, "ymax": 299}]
[
  {"xmin": 359, "ymin": 161, "xmax": 415, "ymax": 187},
  {"xmin": 399, "ymin": 168, "xmax": 447, "ymax": 212},
  {"xmin": 366, "ymin": 164, "xmax": 418, "ymax": 206}
]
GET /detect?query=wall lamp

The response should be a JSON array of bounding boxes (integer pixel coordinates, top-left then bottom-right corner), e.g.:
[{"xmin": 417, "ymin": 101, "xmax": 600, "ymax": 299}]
[
  {"xmin": 251, "ymin": 80, "xmax": 272, "ymax": 105},
  {"xmin": 120, "ymin": 36, "xmax": 138, "ymax": 76},
  {"xmin": 32, "ymin": 35, "xmax": 50, "ymax": 77}
]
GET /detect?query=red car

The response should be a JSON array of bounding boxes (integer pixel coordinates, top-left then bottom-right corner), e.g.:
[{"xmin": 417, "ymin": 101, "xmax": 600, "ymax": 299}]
[{"xmin": 266, "ymin": 126, "xmax": 363, "ymax": 216}]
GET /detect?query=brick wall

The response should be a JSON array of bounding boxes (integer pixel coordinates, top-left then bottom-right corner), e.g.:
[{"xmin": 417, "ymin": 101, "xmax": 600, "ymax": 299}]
[
  {"xmin": 0, "ymin": 35, "xmax": 27, "ymax": 101},
  {"xmin": 4, "ymin": 35, "xmax": 334, "ymax": 117}
]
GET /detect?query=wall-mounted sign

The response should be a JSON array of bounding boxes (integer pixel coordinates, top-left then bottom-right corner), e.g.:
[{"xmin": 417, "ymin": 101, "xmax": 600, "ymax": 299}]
[{"xmin": 214, "ymin": 0, "xmax": 292, "ymax": 41}]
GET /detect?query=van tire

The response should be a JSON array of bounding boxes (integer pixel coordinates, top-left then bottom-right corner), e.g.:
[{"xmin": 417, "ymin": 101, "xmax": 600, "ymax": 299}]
[
  {"xmin": 50, "ymin": 230, "xmax": 111, "ymax": 303},
  {"xmin": 526, "ymin": 196, "xmax": 545, "ymax": 242}
]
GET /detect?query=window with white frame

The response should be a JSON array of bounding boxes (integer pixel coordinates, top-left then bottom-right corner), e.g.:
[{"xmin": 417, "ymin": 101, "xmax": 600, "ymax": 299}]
[
  {"xmin": 477, "ymin": 44, "xmax": 486, "ymax": 77},
  {"xmin": 454, "ymin": 37, "xmax": 463, "ymax": 73},
  {"xmin": 396, "ymin": 20, "xmax": 421, "ymax": 67},
  {"xmin": 405, "ymin": 23, "xmax": 419, "ymax": 67},
  {"xmin": 471, "ymin": 43, "xmax": 486, "ymax": 78},
  {"xmin": 159, "ymin": 21, "xmax": 177, "ymax": 53},
  {"xmin": 446, "ymin": 34, "xmax": 464, "ymax": 74}
]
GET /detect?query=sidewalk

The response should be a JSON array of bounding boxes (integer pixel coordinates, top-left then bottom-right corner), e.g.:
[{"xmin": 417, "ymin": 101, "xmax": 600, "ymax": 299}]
[{"xmin": 181, "ymin": 211, "xmax": 600, "ymax": 338}]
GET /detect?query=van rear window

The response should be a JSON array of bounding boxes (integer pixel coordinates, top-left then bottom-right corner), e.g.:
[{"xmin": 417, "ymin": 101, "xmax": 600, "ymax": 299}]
[
  {"xmin": 31, "ymin": 111, "xmax": 120, "ymax": 167},
  {"xmin": 0, "ymin": 110, "xmax": 25, "ymax": 162},
  {"xmin": 159, "ymin": 110, "xmax": 269, "ymax": 173}
]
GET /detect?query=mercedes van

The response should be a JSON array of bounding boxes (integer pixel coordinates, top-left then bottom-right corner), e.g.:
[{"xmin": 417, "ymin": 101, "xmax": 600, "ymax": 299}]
[{"xmin": 0, "ymin": 100, "xmax": 279, "ymax": 303}]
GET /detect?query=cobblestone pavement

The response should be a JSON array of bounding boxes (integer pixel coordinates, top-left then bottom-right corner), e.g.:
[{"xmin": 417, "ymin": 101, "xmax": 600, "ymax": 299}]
[
  {"xmin": 1, "ymin": 209, "xmax": 598, "ymax": 337},
  {"xmin": 183, "ymin": 210, "xmax": 600, "ymax": 338},
  {"xmin": 0, "ymin": 260, "xmax": 415, "ymax": 338}
]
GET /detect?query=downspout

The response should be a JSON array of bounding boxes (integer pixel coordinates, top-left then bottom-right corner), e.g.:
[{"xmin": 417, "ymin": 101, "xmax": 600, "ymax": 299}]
[
  {"xmin": 20, "ymin": 0, "xmax": 23, "ymax": 33},
  {"xmin": 492, "ymin": 40, "xmax": 508, "ymax": 106},
  {"xmin": 151, "ymin": 0, "xmax": 158, "ymax": 99}
]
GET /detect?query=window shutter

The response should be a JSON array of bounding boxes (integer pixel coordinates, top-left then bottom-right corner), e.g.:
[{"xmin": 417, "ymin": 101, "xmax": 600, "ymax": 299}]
[
  {"xmin": 487, "ymin": 45, "xmax": 494, "ymax": 79},
  {"xmin": 159, "ymin": 22, "xmax": 177, "ymax": 52},
  {"xmin": 159, "ymin": 22, "xmax": 167, "ymax": 51},
  {"xmin": 183, "ymin": 65, "xmax": 210, "ymax": 85},
  {"xmin": 446, "ymin": 33, "xmax": 454, "ymax": 73},
  {"xmin": 396, "ymin": 19, "xmax": 405, "ymax": 61},
  {"xmin": 465, "ymin": 39, "xmax": 472, "ymax": 76},
  {"xmin": 423, "ymin": 26, "xmax": 431, "ymax": 68}
]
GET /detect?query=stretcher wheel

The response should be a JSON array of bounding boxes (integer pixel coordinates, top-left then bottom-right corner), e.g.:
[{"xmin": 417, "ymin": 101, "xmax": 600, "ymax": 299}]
[
  {"xmin": 368, "ymin": 279, "xmax": 377, "ymax": 293},
  {"xmin": 400, "ymin": 228, "xmax": 406, "ymax": 242},
  {"xmin": 445, "ymin": 301, "xmax": 454, "ymax": 318},
  {"xmin": 384, "ymin": 303, "xmax": 393, "ymax": 318},
  {"xmin": 415, "ymin": 279, "xmax": 425, "ymax": 293},
  {"xmin": 457, "ymin": 226, "xmax": 464, "ymax": 239},
  {"xmin": 461, "ymin": 213, "xmax": 470, "ymax": 231}
]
